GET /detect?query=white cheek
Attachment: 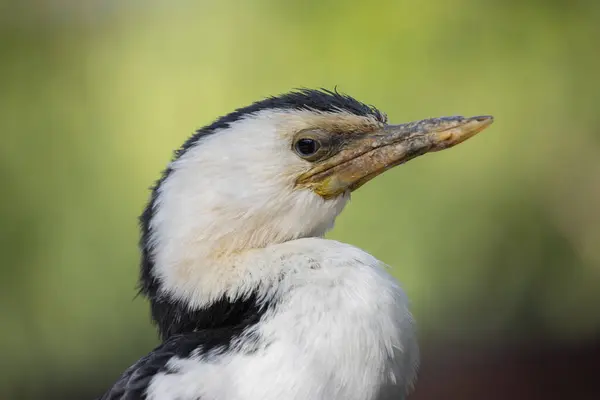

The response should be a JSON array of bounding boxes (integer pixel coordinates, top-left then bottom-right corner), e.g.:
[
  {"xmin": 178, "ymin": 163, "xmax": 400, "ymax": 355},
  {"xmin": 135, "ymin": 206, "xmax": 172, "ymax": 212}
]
[
  {"xmin": 161, "ymin": 110, "xmax": 348, "ymax": 242},
  {"xmin": 148, "ymin": 110, "xmax": 351, "ymax": 305}
]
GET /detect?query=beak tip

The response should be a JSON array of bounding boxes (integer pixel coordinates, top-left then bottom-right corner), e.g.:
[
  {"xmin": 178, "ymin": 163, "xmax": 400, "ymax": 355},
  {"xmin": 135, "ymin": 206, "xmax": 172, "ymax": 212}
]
[
  {"xmin": 431, "ymin": 114, "xmax": 494, "ymax": 150},
  {"xmin": 471, "ymin": 115, "xmax": 494, "ymax": 125}
]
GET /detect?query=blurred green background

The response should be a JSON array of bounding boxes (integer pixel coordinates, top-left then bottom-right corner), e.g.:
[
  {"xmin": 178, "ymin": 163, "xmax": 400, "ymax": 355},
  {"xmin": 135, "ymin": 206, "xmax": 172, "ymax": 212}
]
[{"xmin": 1, "ymin": 0, "xmax": 599, "ymax": 399}]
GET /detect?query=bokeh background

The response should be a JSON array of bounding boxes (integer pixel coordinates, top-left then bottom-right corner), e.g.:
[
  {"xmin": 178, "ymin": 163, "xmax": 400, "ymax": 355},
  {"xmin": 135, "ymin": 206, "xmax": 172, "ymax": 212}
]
[{"xmin": 1, "ymin": 0, "xmax": 599, "ymax": 399}]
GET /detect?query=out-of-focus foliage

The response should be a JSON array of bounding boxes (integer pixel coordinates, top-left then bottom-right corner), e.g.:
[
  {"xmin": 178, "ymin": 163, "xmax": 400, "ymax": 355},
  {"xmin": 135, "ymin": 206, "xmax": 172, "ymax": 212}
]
[{"xmin": 1, "ymin": 0, "xmax": 599, "ymax": 398}]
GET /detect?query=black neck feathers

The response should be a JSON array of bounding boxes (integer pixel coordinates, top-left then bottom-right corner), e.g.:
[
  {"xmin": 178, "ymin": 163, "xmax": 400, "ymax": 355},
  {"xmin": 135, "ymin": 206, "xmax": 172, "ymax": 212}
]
[{"xmin": 146, "ymin": 290, "xmax": 268, "ymax": 342}]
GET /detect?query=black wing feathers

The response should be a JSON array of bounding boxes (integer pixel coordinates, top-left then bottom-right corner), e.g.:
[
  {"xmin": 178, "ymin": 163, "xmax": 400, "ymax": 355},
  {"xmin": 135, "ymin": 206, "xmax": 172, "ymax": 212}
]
[{"xmin": 99, "ymin": 338, "xmax": 180, "ymax": 400}]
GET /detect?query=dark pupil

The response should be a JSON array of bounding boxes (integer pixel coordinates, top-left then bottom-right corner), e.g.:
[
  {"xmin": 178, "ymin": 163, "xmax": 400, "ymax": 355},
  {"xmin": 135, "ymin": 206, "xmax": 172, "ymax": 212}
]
[{"xmin": 296, "ymin": 138, "xmax": 319, "ymax": 156}]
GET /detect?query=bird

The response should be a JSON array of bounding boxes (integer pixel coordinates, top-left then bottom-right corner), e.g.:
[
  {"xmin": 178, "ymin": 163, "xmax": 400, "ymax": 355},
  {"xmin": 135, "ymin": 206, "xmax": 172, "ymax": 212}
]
[{"xmin": 99, "ymin": 88, "xmax": 493, "ymax": 400}]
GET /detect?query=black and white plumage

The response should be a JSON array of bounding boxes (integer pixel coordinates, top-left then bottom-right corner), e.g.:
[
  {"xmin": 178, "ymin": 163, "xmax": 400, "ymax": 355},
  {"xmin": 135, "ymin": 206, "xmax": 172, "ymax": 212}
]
[{"xmin": 100, "ymin": 89, "xmax": 493, "ymax": 400}]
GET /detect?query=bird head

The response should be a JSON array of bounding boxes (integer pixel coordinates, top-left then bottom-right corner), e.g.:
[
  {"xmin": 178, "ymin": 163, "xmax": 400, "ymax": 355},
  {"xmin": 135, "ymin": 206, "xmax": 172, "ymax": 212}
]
[{"xmin": 140, "ymin": 89, "xmax": 492, "ymax": 316}]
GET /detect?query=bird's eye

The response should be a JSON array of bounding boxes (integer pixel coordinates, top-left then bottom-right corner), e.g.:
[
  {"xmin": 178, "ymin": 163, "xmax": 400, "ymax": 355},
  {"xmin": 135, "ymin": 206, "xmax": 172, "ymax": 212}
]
[
  {"xmin": 292, "ymin": 130, "xmax": 332, "ymax": 162},
  {"xmin": 295, "ymin": 138, "xmax": 321, "ymax": 157}
]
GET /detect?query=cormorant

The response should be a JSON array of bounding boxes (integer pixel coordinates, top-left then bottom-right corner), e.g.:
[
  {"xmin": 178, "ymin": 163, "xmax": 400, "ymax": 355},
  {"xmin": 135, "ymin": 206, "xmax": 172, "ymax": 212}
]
[{"xmin": 100, "ymin": 89, "xmax": 493, "ymax": 400}]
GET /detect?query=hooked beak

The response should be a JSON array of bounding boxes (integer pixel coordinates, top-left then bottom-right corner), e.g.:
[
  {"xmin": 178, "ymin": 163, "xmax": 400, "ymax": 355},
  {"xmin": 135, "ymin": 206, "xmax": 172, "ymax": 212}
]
[{"xmin": 296, "ymin": 115, "xmax": 494, "ymax": 199}]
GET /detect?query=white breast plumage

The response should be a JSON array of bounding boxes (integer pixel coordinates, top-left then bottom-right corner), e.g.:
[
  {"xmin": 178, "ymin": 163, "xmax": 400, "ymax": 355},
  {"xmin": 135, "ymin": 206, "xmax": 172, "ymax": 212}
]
[{"xmin": 146, "ymin": 239, "xmax": 418, "ymax": 400}]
